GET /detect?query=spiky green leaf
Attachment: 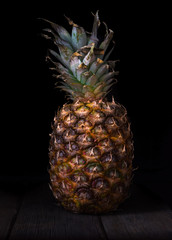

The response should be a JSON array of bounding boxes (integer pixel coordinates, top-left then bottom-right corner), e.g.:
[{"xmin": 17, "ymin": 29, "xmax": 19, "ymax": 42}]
[
  {"xmin": 96, "ymin": 64, "xmax": 109, "ymax": 78},
  {"xmin": 72, "ymin": 26, "xmax": 87, "ymax": 50},
  {"xmin": 70, "ymin": 56, "xmax": 82, "ymax": 77},
  {"xmin": 88, "ymin": 11, "xmax": 100, "ymax": 46},
  {"xmin": 94, "ymin": 83, "xmax": 105, "ymax": 94},
  {"xmin": 39, "ymin": 18, "xmax": 72, "ymax": 43},
  {"xmin": 57, "ymin": 44, "xmax": 73, "ymax": 67},
  {"xmin": 82, "ymin": 85, "xmax": 93, "ymax": 93},
  {"xmin": 103, "ymin": 82, "xmax": 115, "ymax": 92},
  {"xmin": 103, "ymin": 44, "xmax": 115, "ymax": 61},
  {"xmin": 48, "ymin": 49, "xmax": 66, "ymax": 66},
  {"xmin": 89, "ymin": 58, "xmax": 104, "ymax": 73},
  {"xmin": 76, "ymin": 63, "xmax": 87, "ymax": 81},
  {"xmin": 99, "ymin": 71, "xmax": 118, "ymax": 82},
  {"xmin": 80, "ymin": 71, "xmax": 92, "ymax": 84},
  {"xmin": 83, "ymin": 43, "xmax": 96, "ymax": 66},
  {"xmin": 86, "ymin": 74, "xmax": 98, "ymax": 86},
  {"xmin": 99, "ymin": 29, "xmax": 114, "ymax": 54}
]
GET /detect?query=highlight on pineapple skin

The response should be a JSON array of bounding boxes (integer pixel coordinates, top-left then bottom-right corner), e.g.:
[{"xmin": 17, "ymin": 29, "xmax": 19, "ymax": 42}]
[{"xmin": 40, "ymin": 11, "xmax": 134, "ymax": 214}]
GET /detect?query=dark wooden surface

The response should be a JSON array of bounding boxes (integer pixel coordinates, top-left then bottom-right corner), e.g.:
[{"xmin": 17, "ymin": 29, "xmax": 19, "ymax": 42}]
[{"xmin": 0, "ymin": 181, "xmax": 172, "ymax": 240}]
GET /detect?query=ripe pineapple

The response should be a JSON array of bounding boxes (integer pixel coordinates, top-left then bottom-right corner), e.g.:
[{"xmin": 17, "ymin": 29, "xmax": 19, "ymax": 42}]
[{"xmin": 41, "ymin": 11, "xmax": 134, "ymax": 214}]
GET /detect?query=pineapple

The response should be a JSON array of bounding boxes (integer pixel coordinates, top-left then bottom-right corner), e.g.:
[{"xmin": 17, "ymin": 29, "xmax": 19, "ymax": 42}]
[{"xmin": 41, "ymin": 11, "xmax": 134, "ymax": 214}]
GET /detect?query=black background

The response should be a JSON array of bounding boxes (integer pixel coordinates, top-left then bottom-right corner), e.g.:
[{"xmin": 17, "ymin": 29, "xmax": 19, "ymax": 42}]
[{"xmin": 1, "ymin": 2, "xmax": 172, "ymax": 203}]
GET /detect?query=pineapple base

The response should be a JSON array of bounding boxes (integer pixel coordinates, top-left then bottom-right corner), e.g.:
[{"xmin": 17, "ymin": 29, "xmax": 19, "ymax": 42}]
[
  {"xmin": 49, "ymin": 99, "xmax": 134, "ymax": 214},
  {"xmin": 60, "ymin": 189, "xmax": 130, "ymax": 214}
]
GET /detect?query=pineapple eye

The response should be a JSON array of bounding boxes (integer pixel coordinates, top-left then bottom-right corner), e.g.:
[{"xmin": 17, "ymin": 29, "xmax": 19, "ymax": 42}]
[
  {"xmin": 61, "ymin": 105, "xmax": 71, "ymax": 117},
  {"xmin": 68, "ymin": 129, "xmax": 76, "ymax": 136},
  {"xmin": 85, "ymin": 163, "xmax": 103, "ymax": 173},
  {"xmin": 105, "ymin": 117, "xmax": 120, "ymax": 131},
  {"xmin": 75, "ymin": 119, "xmax": 84, "ymax": 129},
  {"xmin": 101, "ymin": 102, "xmax": 113, "ymax": 112},
  {"xmin": 50, "ymin": 158, "xmax": 57, "ymax": 166},
  {"xmin": 105, "ymin": 117, "xmax": 116, "ymax": 125},
  {"xmin": 84, "ymin": 147, "xmax": 101, "ymax": 157},
  {"xmin": 100, "ymin": 152, "xmax": 117, "ymax": 163},
  {"xmin": 77, "ymin": 133, "xmax": 94, "ymax": 145},
  {"xmin": 88, "ymin": 110, "xmax": 105, "ymax": 125},
  {"xmin": 105, "ymin": 168, "xmax": 121, "ymax": 178},
  {"xmin": 116, "ymin": 144, "xmax": 126, "ymax": 154},
  {"xmin": 92, "ymin": 178, "xmax": 109, "ymax": 189},
  {"xmin": 50, "ymin": 172, "xmax": 58, "ymax": 182},
  {"xmin": 60, "ymin": 180, "xmax": 73, "ymax": 191},
  {"xmin": 53, "ymin": 189, "xmax": 62, "ymax": 201},
  {"xmin": 78, "ymin": 158, "xmax": 86, "ymax": 165},
  {"xmin": 70, "ymin": 171, "xmax": 88, "ymax": 183},
  {"xmin": 75, "ymin": 187, "xmax": 93, "ymax": 200},
  {"xmin": 58, "ymin": 163, "xmax": 72, "ymax": 174},
  {"xmin": 72, "ymin": 100, "xmax": 83, "ymax": 109},
  {"xmin": 114, "ymin": 105, "xmax": 126, "ymax": 117},
  {"xmin": 96, "ymin": 110, "xmax": 105, "ymax": 117},
  {"xmin": 64, "ymin": 114, "xmax": 77, "ymax": 126},
  {"xmin": 65, "ymin": 142, "xmax": 79, "ymax": 151},
  {"xmin": 71, "ymin": 143, "xmax": 79, "ymax": 150},
  {"xmin": 59, "ymin": 151, "xmax": 66, "ymax": 157},
  {"xmin": 63, "ymin": 129, "xmax": 76, "ymax": 142},
  {"xmin": 111, "ymin": 130, "xmax": 123, "ymax": 144},
  {"xmin": 90, "ymin": 110, "xmax": 105, "ymax": 118},
  {"xmin": 56, "ymin": 122, "xmax": 65, "ymax": 134},
  {"xmin": 71, "ymin": 155, "xmax": 86, "ymax": 165},
  {"xmin": 121, "ymin": 161, "xmax": 128, "ymax": 169},
  {"xmin": 80, "ymin": 105, "xmax": 90, "ymax": 110},
  {"xmin": 98, "ymin": 138, "xmax": 113, "ymax": 148},
  {"xmin": 56, "ymin": 150, "xmax": 67, "ymax": 159},
  {"xmin": 87, "ymin": 136, "xmax": 93, "ymax": 142},
  {"xmin": 75, "ymin": 105, "xmax": 90, "ymax": 117},
  {"xmin": 76, "ymin": 119, "xmax": 85, "ymax": 125},
  {"xmin": 55, "ymin": 135, "xmax": 63, "ymax": 144},
  {"xmin": 75, "ymin": 119, "xmax": 92, "ymax": 133},
  {"xmin": 92, "ymin": 125, "xmax": 107, "ymax": 135},
  {"xmin": 63, "ymin": 105, "xmax": 71, "ymax": 112}
]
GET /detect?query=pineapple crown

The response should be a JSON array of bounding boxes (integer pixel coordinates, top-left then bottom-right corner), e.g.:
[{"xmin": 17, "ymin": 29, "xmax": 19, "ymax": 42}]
[{"xmin": 40, "ymin": 11, "xmax": 119, "ymax": 101}]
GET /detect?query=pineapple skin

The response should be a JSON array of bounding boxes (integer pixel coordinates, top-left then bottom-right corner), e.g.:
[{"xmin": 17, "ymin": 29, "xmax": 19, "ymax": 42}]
[{"xmin": 49, "ymin": 99, "xmax": 134, "ymax": 214}]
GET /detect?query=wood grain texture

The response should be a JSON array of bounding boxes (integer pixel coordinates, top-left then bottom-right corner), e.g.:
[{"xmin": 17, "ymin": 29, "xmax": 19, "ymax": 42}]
[
  {"xmin": 9, "ymin": 184, "xmax": 106, "ymax": 240},
  {"xmin": 0, "ymin": 190, "xmax": 21, "ymax": 240},
  {"xmin": 101, "ymin": 185, "xmax": 172, "ymax": 240},
  {"xmin": 1, "ymin": 182, "xmax": 172, "ymax": 240}
]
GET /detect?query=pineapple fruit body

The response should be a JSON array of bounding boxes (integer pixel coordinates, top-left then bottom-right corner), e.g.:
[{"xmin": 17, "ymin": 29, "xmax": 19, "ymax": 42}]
[
  {"xmin": 49, "ymin": 99, "xmax": 134, "ymax": 214},
  {"xmin": 41, "ymin": 11, "xmax": 134, "ymax": 213}
]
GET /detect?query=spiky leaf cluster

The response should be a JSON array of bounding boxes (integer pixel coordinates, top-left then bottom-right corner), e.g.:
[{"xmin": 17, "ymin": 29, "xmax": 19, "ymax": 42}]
[{"xmin": 41, "ymin": 11, "xmax": 119, "ymax": 100}]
